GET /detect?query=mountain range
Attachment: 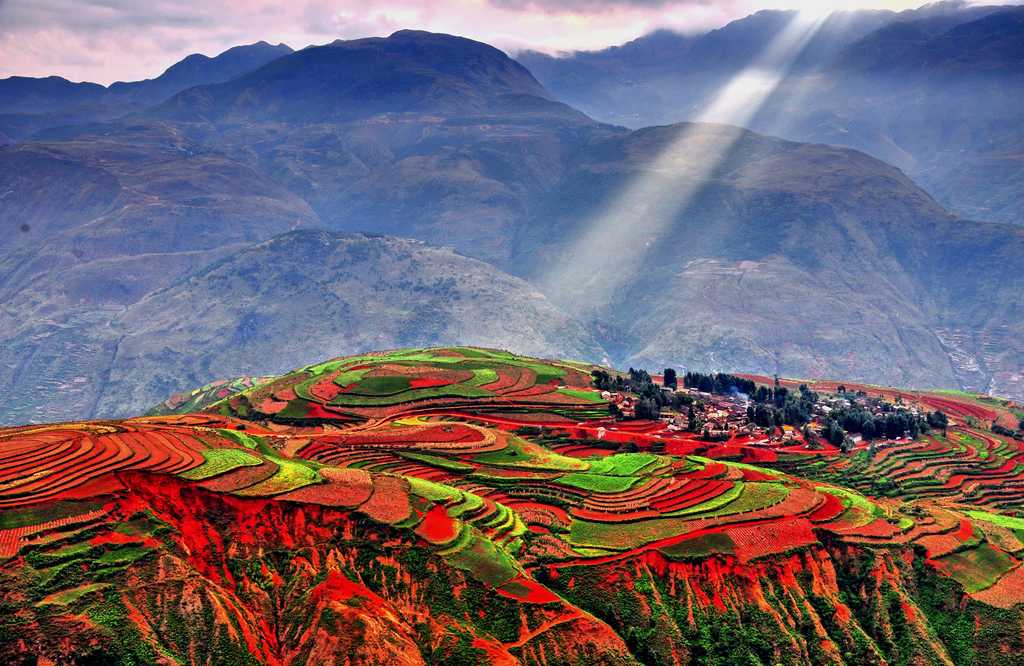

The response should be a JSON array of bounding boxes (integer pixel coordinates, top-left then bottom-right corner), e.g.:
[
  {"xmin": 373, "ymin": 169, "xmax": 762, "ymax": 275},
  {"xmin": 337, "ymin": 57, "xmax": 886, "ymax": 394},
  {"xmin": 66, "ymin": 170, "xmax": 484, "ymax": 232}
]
[
  {"xmin": 0, "ymin": 41, "xmax": 292, "ymax": 138},
  {"xmin": 519, "ymin": 1, "xmax": 1024, "ymax": 226},
  {"xmin": 0, "ymin": 19, "xmax": 1022, "ymax": 424}
]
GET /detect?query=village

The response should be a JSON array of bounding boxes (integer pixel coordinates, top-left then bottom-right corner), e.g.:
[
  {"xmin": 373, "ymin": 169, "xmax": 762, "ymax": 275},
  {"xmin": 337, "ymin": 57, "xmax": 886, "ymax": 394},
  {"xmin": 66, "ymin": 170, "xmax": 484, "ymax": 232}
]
[{"xmin": 597, "ymin": 369, "xmax": 935, "ymax": 454}]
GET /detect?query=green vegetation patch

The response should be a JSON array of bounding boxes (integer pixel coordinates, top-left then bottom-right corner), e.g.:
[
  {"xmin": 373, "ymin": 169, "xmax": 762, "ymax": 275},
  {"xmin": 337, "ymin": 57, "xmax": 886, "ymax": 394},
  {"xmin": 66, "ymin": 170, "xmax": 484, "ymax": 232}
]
[
  {"xmin": 233, "ymin": 457, "xmax": 319, "ymax": 496},
  {"xmin": 689, "ymin": 456, "xmax": 785, "ymax": 479},
  {"xmin": 37, "ymin": 582, "xmax": 109, "ymax": 607},
  {"xmin": 587, "ymin": 452, "xmax": 660, "ymax": 476},
  {"xmin": 965, "ymin": 510, "xmax": 1024, "ymax": 531},
  {"xmin": 556, "ymin": 388, "xmax": 605, "ymax": 403},
  {"xmin": 214, "ymin": 428, "xmax": 263, "ymax": 450},
  {"xmin": 95, "ymin": 545, "xmax": 153, "ymax": 567},
  {"xmin": 664, "ymin": 482, "xmax": 746, "ymax": 518},
  {"xmin": 179, "ymin": 448, "xmax": 263, "ymax": 480},
  {"xmin": 660, "ymin": 532, "xmax": 736, "ymax": 560},
  {"xmin": 443, "ymin": 532, "xmax": 519, "ymax": 587},
  {"xmin": 571, "ymin": 516, "xmax": 701, "ymax": 551},
  {"xmin": 472, "ymin": 437, "xmax": 587, "ymax": 472},
  {"xmin": 683, "ymin": 482, "xmax": 789, "ymax": 518},
  {"xmin": 25, "ymin": 540, "xmax": 97, "ymax": 569},
  {"xmin": 468, "ymin": 368, "xmax": 499, "ymax": 387},
  {"xmin": 937, "ymin": 543, "xmax": 1016, "ymax": 593},
  {"xmin": 397, "ymin": 451, "xmax": 474, "ymax": 473},
  {"xmin": 0, "ymin": 500, "xmax": 105, "ymax": 530},
  {"xmin": 345, "ymin": 375, "xmax": 412, "ymax": 396},
  {"xmin": 406, "ymin": 476, "xmax": 462, "ymax": 503},
  {"xmin": 329, "ymin": 382, "xmax": 493, "ymax": 406},
  {"xmin": 449, "ymin": 493, "xmax": 485, "ymax": 519},
  {"xmin": 817, "ymin": 486, "xmax": 884, "ymax": 525},
  {"xmin": 556, "ymin": 472, "xmax": 641, "ymax": 493}
]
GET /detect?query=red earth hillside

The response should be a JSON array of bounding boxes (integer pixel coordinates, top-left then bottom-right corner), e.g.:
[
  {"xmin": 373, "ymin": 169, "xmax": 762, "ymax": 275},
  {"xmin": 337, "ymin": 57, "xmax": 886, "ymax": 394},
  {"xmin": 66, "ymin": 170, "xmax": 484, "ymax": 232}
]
[{"xmin": 1, "ymin": 347, "xmax": 1024, "ymax": 664}]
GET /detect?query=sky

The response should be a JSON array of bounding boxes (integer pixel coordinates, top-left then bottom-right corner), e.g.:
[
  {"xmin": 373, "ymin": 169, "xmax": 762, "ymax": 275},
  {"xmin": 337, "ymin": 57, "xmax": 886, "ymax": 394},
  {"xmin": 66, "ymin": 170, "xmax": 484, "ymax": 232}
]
[{"xmin": 0, "ymin": 0, "xmax": 1013, "ymax": 84}]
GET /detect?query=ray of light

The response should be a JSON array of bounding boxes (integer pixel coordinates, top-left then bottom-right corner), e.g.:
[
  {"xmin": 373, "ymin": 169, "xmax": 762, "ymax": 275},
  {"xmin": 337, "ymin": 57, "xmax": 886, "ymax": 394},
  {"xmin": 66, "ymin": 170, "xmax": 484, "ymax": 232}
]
[{"xmin": 540, "ymin": 10, "xmax": 831, "ymax": 318}]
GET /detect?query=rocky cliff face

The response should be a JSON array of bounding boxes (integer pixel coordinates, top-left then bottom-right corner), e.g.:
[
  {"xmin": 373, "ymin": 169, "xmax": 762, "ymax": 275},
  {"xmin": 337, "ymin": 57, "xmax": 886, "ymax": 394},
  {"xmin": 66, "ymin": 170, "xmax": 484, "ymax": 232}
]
[
  {"xmin": 1, "ymin": 473, "xmax": 635, "ymax": 665},
  {"xmin": 6, "ymin": 473, "xmax": 1022, "ymax": 666},
  {"xmin": 543, "ymin": 540, "xmax": 1024, "ymax": 665}
]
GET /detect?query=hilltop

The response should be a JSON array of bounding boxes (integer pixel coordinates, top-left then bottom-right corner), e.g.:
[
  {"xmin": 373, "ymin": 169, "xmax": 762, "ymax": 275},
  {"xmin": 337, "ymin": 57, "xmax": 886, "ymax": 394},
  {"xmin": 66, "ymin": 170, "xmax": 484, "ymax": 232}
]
[{"xmin": 3, "ymin": 347, "xmax": 1024, "ymax": 663}]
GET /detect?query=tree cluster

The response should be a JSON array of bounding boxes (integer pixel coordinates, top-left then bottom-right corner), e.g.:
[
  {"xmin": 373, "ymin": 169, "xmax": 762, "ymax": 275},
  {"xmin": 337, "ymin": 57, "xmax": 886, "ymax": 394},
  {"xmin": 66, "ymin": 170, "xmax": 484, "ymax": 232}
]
[
  {"xmin": 627, "ymin": 369, "xmax": 671, "ymax": 420},
  {"xmin": 591, "ymin": 369, "xmax": 623, "ymax": 393},
  {"xmin": 683, "ymin": 372, "xmax": 756, "ymax": 396},
  {"xmin": 745, "ymin": 384, "xmax": 818, "ymax": 428},
  {"xmin": 827, "ymin": 402, "xmax": 931, "ymax": 441},
  {"xmin": 993, "ymin": 423, "xmax": 1023, "ymax": 440},
  {"xmin": 926, "ymin": 410, "xmax": 949, "ymax": 432}
]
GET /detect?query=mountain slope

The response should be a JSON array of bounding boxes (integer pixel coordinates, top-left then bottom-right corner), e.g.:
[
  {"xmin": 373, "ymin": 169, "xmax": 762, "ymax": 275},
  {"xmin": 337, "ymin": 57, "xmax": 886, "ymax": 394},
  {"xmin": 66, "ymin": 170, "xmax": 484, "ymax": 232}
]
[
  {"xmin": 0, "ymin": 125, "xmax": 319, "ymax": 425},
  {"xmin": 519, "ymin": 5, "xmax": 1024, "ymax": 225},
  {"xmin": 107, "ymin": 41, "xmax": 293, "ymax": 105},
  {"xmin": 130, "ymin": 31, "xmax": 608, "ymax": 267},
  {"xmin": 94, "ymin": 230, "xmax": 604, "ymax": 417},
  {"xmin": 0, "ymin": 31, "xmax": 611, "ymax": 425},
  {"xmin": 512, "ymin": 123, "xmax": 1024, "ymax": 396}
]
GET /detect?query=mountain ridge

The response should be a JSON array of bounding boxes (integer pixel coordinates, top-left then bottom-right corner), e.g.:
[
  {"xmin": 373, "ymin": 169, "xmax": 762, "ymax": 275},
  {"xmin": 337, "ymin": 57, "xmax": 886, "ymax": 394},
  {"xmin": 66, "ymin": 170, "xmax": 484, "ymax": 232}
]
[
  {"xmin": 0, "ymin": 28, "xmax": 1022, "ymax": 424},
  {"xmin": 518, "ymin": 4, "xmax": 1024, "ymax": 225},
  {"xmin": 0, "ymin": 41, "xmax": 294, "ymax": 139}
]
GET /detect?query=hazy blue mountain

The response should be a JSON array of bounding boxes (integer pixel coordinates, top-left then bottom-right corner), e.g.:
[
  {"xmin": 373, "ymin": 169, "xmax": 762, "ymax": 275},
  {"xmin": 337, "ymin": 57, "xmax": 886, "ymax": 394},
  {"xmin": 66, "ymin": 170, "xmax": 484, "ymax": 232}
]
[
  {"xmin": 0, "ymin": 76, "xmax": 106, "ymax": 115},
  {"xmin": 518, "ymin": 4, "xmax": 1024, "ymax": 225},
  {"xmin": 510, "ymin": 123, "xmax": 1024, "ymax": 400},
  {"xmin": 0, "ymin": 41, "xmax": 293, "ymax": 139},
  {"xmin": 0, "ymin": 29, "xmax": 1022, "ymax": 424},
  {"xmin": 107, "ymin": 41, "xmax": 293, "ymax": 105},
  {"xmin": 95, "ymin": 230, "xmax": 602, "ymax": 417},
  {"xmin": 154, "ymin": 30, "xmax": 578, "ymax": 123}
]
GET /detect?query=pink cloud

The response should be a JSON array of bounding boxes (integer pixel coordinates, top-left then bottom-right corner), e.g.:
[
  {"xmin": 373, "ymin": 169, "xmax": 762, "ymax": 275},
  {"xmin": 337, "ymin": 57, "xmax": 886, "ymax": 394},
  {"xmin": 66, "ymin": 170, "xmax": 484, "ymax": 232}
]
[{"xmin": 0, "ymin": 0, "xmax": 1002, "ymax": 84}]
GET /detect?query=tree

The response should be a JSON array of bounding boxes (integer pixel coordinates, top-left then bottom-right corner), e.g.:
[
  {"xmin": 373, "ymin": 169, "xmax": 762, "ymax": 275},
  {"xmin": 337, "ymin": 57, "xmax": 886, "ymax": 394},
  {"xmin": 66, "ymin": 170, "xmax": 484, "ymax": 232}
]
[
  {"xmin": 927, "ymin": 410, "xmax": 949, "ymax": 434},
  {"xmin": 592, "ymin": 370, "xmax": 616, "ymax": 392},
  {"xmin": 636, "ymin": 398, "xmax": 661, "ymax": 420},
  {"xmin": 823, "ymin": 420, "xmax": 845, "ymax": 447},
  {"xmin": 663, "ymin": 368, "xmax": 678, "ymax": 390},
  {"xmin": 671, "ymin": 393, "xmax": 694, "ymax": 411},
  {"xmin": 802, "ymin": 425, "xmax": 821, "ymax": 450},
  {"xmin": 687, "ymin": 405, "xmax": 702, "ymax": 432},
  {"xmin": 751, "ymin": 404, "xmax": 775, "ymax": 428}
]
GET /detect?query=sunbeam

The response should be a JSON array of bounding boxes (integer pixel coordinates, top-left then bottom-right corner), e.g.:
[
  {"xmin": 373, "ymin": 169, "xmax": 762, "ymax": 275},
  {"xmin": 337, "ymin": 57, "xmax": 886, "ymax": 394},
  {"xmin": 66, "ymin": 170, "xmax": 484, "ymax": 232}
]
[{"xmin": 540, "ymin": 10, "xmax": 832, "ymax": 317}]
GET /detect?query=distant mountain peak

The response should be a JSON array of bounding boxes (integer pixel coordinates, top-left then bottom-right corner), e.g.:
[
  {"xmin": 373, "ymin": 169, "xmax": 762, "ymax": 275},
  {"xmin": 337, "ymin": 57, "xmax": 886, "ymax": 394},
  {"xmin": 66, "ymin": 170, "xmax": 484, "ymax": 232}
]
[{"xmin": 152, "ymin": 29, "xmax": 585, "ymax": 124}]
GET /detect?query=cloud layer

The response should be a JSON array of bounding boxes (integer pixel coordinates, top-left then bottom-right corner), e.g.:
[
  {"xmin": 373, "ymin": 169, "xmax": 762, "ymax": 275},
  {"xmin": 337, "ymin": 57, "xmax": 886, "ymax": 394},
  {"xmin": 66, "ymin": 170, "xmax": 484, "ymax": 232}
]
[{"xmin": 0, "ymin": 0, "xmax": 990, "ymax": 84}]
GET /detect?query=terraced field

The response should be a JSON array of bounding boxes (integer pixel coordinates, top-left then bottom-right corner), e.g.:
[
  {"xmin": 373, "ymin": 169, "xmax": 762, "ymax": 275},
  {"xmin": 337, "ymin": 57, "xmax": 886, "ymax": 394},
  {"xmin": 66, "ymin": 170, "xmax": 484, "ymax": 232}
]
[{"xmin": 2, "ymin": 348, "xmax": 1024, "ymax": 664}]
